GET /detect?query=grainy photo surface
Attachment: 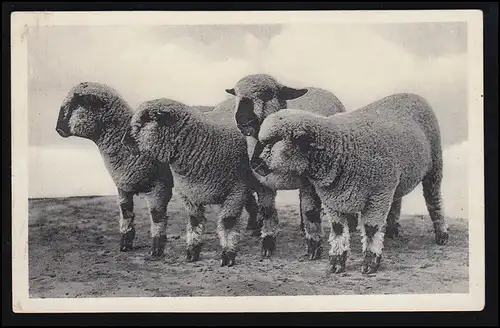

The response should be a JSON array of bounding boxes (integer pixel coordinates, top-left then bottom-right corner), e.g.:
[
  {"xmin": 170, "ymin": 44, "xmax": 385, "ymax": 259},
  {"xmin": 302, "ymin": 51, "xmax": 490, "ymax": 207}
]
[{"xmin": 11, "ymin": 10, "xmax": 484, "ymax": 313}]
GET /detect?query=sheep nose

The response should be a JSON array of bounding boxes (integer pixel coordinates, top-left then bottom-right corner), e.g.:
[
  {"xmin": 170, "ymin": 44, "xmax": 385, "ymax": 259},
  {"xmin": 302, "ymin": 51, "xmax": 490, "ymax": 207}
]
[{"xmin": 56, "ymin": 127, "xmax": 71, "ymax": 138}]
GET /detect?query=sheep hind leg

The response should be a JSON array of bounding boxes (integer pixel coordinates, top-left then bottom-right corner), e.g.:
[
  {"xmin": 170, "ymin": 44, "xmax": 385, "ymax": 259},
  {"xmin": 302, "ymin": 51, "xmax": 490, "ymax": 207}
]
[
  {"xmin": 299, "ymin": 180, "xmax": 324, "ymax": 260},
  {"xmin": 118, "ymin": 189, "xmax": 135, "ymax": 252},
  {"xmin": 360, "ymin": 193, "xmax": 393, "ymax": 274},
  {"xmin": 257, "ymin": 187, "xmax": 279, "ymax": 258},
  {"xmin": 145, "ymin": 183, "xmax": 172, "ymax": 261},
  {"xmin": 422, "ymin": 173, "xmax": 449, "ymax": 245},
  {"xmin": 181, "ymin": 195, "xmax": 206, "ymax": 263},
  {"xmin": 385, "ymin": 198, "xmax": 402, "ymax": 239},
  {"xmin": 218, "ymin": 189, "xmax": 246, "ymax": 267},
  {"xmin": 244, "ymin": 190, "xmax": 261, "ymax": 237},
  {"xmin": 327, "ymin": 211, "xmax": 350, "ymax": 274}
]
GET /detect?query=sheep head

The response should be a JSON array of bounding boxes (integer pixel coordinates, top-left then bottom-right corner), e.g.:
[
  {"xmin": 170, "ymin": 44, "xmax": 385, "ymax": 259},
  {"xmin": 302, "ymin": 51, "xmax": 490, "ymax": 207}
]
[
  {"xmin": 124, "ymin": 98, "xmax": 191, "ymax": 163},
  {"xmin": 56, "ymin": 82, "xmax": 120, "ymax": 141},
  {"xmin": 225, "ymin": 74, "xmax": 308, "ymax": 138},
  {"xmin": 251, "ymin": 109, "xmax": 315, "ymax": 178}
]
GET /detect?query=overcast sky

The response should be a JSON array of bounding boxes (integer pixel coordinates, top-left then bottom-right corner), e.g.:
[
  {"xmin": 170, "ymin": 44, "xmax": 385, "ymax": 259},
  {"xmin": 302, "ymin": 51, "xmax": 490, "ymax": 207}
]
[{"xmin": 27, "ymin": 22, "xmax": 470, "ymax": 218}]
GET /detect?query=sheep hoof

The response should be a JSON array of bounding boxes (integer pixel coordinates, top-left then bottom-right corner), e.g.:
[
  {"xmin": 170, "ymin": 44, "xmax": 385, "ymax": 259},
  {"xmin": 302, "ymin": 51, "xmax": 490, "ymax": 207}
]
[
  {"xmin": 329, "ymin": 252, "xmax": 347, "ymax": 274},
  {"xmin": 306, "ymin": 239, "xmax": 323, "ymax": 260},
  {"xmin": 435, "ymin": 230, "xmax": 449, "ymax": 245},
  {"xmin": 119, "ymin": 228, "xmax": 136, "ymax": 252},
  {"xmin": 261, "ymin": 235, "xmax": 276, "ymax": 258},
  {"xmin": 186, "ymin": 244, "xmax": 201, "ymax": 262},
  {"xmin": 148, "ymin": 235, "xmax": 166, "ymax": 260},
  {"xmin": 362, "ymin": 251, "xmax": 381, "ymax": 274},
  {"xmin": 385, "ymin": 224, "xmax": 399, "ymax": 239},
  {"xmin": 220, "ymin": 250, "xmax": 236, "ymax": 267}
]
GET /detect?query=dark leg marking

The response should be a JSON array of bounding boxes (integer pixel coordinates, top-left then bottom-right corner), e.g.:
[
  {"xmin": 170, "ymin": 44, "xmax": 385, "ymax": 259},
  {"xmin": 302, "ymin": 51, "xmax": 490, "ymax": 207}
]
[
  {"xmin": 332, "ymin": 221, "xmax": 344, "ymax": 235},
  {"xmin": 222, "ymin": 216, "xmax": 237, "ymax": 230},
  {"xmin": 347, "ymin": 213, "xmax": 359, "ymax": 233}
]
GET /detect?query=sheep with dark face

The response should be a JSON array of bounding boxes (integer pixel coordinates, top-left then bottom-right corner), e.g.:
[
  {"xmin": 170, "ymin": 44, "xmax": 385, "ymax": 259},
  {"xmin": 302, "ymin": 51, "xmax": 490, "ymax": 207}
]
[
  {"xmin": 121, "ymin": 98, "xmax": 268, "ymax": 266},
  {"xmin": 55, "ymin": 82, "xmax": 174, "ymax": 260},
  {"xmin": 252, "ymin": 93, "xmax": 450, "ymax": 274},
  {"xmin": 224, "ymin": 74, "xmax": 362, "ymax": 260}
]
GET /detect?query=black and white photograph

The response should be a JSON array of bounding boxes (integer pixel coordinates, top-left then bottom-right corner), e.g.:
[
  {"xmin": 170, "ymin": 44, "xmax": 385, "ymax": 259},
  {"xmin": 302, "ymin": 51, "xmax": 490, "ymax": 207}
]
[{"xmin": 11, "ymin": 10, "xmax": 484, "ymax": 313}]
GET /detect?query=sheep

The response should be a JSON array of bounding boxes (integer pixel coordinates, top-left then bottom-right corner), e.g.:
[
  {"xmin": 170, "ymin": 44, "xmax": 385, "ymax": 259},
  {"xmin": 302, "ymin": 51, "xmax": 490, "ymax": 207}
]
[
  {"xmin": 251, "ymin": 93, "xmax": 450, "ymax": 274},
  {"xmin": 55, "ymin": 82, "xmax": 174, "ymax": 260},
  {"xmin": 121, "ymin": 98, "xmax": 269, "ymax": 266},
  {"xmin": 202, "ymin": 101, "xmax": 261, "ymax": 234},
  {"xmin": 224, "ymin": 74, "xmax": 363, "ymax": 259}
]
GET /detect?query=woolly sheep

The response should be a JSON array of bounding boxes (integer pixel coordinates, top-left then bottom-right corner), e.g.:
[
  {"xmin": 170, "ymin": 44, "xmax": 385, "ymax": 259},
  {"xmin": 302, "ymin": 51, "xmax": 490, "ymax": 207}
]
[
  {"xmin": 121, "ymin": 98, "xmax": 269, "ymax": 266},
  {"xmin": 252, "ymin": 93, "xmax": 450, "ymax": 274},
  {"xmin": 55, "ymin": 82, "xmax": 174, "ymax": 260},
  {"xmin": 224, "ymin": 74, "xmax": 362, "ymax": 259},
  {"xmin": 202, "ymin": 101, "xmax": 262, "ymax": 234}
]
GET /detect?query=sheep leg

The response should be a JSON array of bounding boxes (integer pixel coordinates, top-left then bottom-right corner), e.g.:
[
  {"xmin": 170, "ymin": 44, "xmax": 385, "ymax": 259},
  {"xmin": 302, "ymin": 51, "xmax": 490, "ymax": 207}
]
[
  {"xmin": 244, "ymin": 190, "xmax": 261, "ymax": 236},
  {"xmin": 385, "ymin": 198, "xmax": 402, "ymax": 238},
  {"xmin": 118, "ymin": 189, "xmax": 135, "ymax": 252},
  {"xmin": 257, "ymin": 187, "xmax": 279, "ymax": 258},
  {"xmin": 360, "ymin": 193, "xmax": 393, "ymax": 274},
  {"xmin": 181, "ymin": 195, "xmax": 206, "ymax": 263},
  {"xmin": 218, "ymin": 189, "xmax": 246, "ymax": 267},
  {"xmin": 145, "ymin": 183, "xmax": 172, "ymax": 261},
  {"xmin": 299, "ymin": 180, "xmax": 324, "ymax": 260},
  {"xmin": 327, "ymin": 211, "xmax": 351, "ymax": 274},
  {"xmin": 422, "ymin": 173, "xmax": 449, "ymax": 245}
]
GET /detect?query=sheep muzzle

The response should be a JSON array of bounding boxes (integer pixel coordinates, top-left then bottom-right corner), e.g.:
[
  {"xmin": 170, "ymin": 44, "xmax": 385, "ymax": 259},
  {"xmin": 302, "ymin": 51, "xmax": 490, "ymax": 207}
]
[
  {"xmin": 55, "ymin": 107, "xmax": 71, "ymax": 138},
  {"xmin": 250, "ymin": 140, "xmax": 271, "ymax": 176}
]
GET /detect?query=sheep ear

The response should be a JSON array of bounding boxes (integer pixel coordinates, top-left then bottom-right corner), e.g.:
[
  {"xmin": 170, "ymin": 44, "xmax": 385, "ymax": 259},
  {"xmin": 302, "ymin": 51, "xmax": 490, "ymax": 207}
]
[
  {"xmin": 279, "ymin": 86, "xmax": 308, "ymax": 100},
  {"xmin": 292, "ymin": 130, "xmax": 314, "ymax": 153},
  {"xmin": 225, "ymin": 88, "xmax": 236, "ymax": 96}
]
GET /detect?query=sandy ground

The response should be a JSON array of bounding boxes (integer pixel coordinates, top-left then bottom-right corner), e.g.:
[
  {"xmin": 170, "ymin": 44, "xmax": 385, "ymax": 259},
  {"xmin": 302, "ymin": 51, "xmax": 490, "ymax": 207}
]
[{"xmin": 28, "ymin": 193, "xmax": 469, "ymax": 298}]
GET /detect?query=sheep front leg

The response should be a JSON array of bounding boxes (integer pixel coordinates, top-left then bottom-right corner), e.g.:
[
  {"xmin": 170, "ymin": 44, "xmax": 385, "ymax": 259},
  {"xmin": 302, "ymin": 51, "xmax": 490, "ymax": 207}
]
[
  {"xmin": 118, "ymin": 189, "xmax": 135, "ymax": 252},
  {"xmin": 180, "ymin": 194, "xmax": 206, "ymax": 263},
  {"xmin": 385, "ymin": 198, "xmax": 401, "ymax": 238},
  {"xmin": 218, "ymin": 189, "xmax": 246, "ymax": 267},
  {"xmin": 257, "ymin": 186, "xmax": 279, "ymax": 258},
  {"xmin": 244, "ymin": 190, "xmax": 261, "ymax": 236},
  {"xmin": 360, "ymin": 192, "xmax": 394, "ymax": 274},
  {"xmin": 299, "ymin": 179, "xmax": 324, "ymax": 260},
  {"xmin": 145, "ymin": 183, "xmax": 172, "ymax": 260},
  {"xmin": 327, "ymin": 211, "xmax": 351, "ymax": 274}
]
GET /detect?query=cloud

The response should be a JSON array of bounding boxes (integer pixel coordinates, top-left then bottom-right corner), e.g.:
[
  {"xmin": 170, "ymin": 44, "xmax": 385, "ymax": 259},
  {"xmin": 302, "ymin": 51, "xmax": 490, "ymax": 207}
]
[{"xmin": 253, "ymin": 24, "xmax": 467, "ymax": 145}]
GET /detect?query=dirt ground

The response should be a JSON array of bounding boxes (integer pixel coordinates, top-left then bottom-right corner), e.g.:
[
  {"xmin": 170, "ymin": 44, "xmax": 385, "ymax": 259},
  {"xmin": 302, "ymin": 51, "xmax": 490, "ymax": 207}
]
[{"xmin": 28, "ymin": 193, "xmax": 469, "ymax": 298}]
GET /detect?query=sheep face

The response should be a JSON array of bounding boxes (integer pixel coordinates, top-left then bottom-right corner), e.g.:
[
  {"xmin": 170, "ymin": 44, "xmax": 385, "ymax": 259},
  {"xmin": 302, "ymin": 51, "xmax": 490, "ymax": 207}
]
[
  {"xmin": 124, "ymin": 99, "xmax": 187, "ymax": 163},
  {"xmin": 252, "ymin": 137, "xmax": 309, "ymax": 178},
  {"xmin": 56, "ymin": 82, "xmax": 113, "ymax": 140},
  {"xmin": 225, "ymin": 74, "xmax": 308, "ymax": 138}
]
